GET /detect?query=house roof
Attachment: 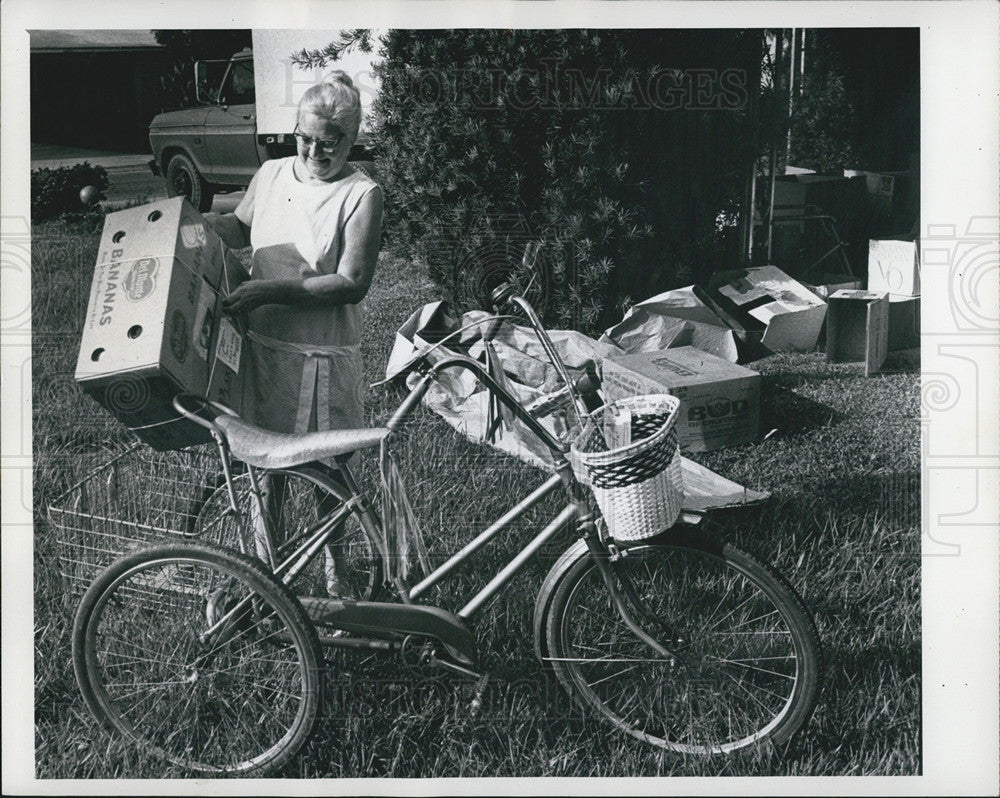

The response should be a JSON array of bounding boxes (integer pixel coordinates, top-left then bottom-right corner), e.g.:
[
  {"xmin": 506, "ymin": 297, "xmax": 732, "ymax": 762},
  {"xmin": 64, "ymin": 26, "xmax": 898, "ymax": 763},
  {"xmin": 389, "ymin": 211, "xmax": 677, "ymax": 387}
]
[{"xmin": 30, "ymin": 30, "xmax": 164, "ymax": 52}]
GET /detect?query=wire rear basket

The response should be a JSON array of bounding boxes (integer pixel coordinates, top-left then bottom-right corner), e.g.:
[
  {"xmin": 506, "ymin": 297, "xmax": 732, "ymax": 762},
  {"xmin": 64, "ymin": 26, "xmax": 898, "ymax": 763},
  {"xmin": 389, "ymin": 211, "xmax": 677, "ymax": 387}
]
[{"xmin": 47, "ymin": 444, "xmax": 243, "ymax": 593}]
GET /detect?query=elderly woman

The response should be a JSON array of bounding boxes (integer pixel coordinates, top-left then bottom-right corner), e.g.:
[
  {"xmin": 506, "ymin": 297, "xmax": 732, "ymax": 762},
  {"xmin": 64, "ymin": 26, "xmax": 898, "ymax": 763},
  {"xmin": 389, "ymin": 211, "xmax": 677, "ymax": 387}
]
[
  {"xmin": 208, "ymin": 71, "xmax": 382, "ymax": 435},
  {"xmin": 206, "ymin": 71, "xmax": 382, "ymax": 595}
]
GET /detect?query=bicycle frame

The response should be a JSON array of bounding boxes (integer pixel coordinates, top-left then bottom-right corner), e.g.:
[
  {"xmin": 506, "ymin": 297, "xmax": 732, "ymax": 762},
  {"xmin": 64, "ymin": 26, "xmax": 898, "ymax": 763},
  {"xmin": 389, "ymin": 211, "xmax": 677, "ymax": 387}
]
[
  {"xmin": 176, "ymin": 289, "xmax": 683, "ymax": 669},
  {"xmin": 199, "ymin": 345, "xmax": 681, "ymax": 667}
]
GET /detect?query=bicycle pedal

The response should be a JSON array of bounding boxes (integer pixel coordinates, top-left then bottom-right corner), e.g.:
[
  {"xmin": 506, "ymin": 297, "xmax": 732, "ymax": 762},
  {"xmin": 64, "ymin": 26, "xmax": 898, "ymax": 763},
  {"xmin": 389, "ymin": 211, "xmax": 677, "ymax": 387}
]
[{"xmin": 468, "ymin": 673, "xmax": 490, "ymax": 715}]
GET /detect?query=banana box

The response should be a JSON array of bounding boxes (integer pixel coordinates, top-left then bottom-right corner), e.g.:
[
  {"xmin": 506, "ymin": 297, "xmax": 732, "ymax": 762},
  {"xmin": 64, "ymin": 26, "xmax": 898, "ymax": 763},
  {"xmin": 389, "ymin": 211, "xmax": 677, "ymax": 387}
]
[{"xmin": 75, "ymin": 197, "xmax": 244, "ymax": 450}]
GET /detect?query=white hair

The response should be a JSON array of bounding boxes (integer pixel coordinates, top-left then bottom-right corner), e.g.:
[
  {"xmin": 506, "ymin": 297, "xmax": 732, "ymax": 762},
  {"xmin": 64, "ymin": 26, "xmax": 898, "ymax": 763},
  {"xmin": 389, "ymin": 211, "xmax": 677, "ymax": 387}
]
[{"xmin": 298, "ymin": 70, "xmax": 362, "ymax": 144}]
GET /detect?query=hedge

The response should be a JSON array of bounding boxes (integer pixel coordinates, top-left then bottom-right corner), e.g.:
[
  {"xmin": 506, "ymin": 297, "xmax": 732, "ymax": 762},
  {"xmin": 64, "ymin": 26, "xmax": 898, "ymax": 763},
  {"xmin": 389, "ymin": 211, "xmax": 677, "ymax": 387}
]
[{"xmin": 369, "ymin": 29, "xmax": 756, "ymax": 334}]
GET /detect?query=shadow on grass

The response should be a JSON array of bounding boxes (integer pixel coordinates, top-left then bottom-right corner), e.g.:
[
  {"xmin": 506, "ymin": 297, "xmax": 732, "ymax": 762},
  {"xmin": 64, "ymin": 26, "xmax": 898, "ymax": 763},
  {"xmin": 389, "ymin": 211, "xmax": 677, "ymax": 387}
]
[
  {"xmin": 809, "ymin": 637, "xmax": 921, "ymax": 763},
  {"xmin": 756, "ymin": 351, "xmax": 920, "ymax": 385},
  {"xmin": 880, "ymin": 349, "xmax": 921, "ymax": 374},
  {"xmin": 721, "ymin": 468, "xmax": 919, "ymax": 534},
  {"xmin": 819, "ymin": 639, "xmax": 921, "ymax": 693},
  {"xmin": 804, "ymin": 471, "xmax": 920, "ymax": 527},
  {"xmin": 759, "ymin": 378, "xmax": 841, "ymax": 436}
]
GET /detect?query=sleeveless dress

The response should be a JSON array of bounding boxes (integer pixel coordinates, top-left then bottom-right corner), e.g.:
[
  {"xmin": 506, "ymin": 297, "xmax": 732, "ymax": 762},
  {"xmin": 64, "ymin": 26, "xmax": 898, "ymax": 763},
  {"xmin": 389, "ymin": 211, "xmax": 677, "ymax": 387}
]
[{"xmin": 234, "ymin": 157, "xmax": 380, "ymax": 434}]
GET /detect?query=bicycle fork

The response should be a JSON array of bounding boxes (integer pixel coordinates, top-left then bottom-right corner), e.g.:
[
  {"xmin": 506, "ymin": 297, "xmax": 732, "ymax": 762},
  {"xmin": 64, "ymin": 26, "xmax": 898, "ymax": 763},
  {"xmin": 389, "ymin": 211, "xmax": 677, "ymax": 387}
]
[{"xmin": 579, "ymin": 514, "xmax": 685, "ymax": 664}]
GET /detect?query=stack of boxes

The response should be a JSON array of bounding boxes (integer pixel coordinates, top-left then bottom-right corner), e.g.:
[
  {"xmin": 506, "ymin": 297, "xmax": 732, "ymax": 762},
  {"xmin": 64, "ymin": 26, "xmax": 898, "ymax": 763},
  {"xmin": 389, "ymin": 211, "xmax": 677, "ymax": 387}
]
[
  {"xmin": 819, "ymin": 239, "xmax": 920, "ymax": 377},
  {"xmin": 75, "ymin": 197, "xmax": 245, "ymax": 450}
]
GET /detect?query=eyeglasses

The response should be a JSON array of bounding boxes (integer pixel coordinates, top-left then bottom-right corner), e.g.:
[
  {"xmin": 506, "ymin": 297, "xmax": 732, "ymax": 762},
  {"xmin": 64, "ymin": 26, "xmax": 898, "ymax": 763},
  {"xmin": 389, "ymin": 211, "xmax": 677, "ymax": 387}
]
[{"xmin": 293, "ymin": 126, "xmax": 344, "ymax": 154}]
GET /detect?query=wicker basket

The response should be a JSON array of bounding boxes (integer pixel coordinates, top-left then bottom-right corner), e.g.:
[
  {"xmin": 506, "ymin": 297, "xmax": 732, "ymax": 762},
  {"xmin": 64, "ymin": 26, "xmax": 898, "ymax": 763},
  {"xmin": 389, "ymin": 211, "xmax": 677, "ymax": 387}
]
[
  {"xmin": 569, "ymin": 394, "xmax": 684, "ymax": 541},
  {"xmin": 47, "ymin": 444, "xmax": 240, "ymax": 593}
]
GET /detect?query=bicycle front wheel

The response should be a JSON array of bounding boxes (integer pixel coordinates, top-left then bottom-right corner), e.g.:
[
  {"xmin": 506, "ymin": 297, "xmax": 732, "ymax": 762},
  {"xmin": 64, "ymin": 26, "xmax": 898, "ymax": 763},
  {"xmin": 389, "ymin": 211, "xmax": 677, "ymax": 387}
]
[
  {"xmin": 72, "ymin": 542, "xmax": 321, "ymax": 775},
  {"xmin": 544, "ymin": 534, "xmax": 821, "ymax": 754}
]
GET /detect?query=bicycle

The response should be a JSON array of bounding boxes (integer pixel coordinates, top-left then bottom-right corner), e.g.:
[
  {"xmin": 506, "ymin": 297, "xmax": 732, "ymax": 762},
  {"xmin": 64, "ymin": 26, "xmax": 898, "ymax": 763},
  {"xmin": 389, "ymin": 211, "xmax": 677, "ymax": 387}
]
[{"xmin": 52, "ymin": 280, "xmax": 822, "ymax": 776}]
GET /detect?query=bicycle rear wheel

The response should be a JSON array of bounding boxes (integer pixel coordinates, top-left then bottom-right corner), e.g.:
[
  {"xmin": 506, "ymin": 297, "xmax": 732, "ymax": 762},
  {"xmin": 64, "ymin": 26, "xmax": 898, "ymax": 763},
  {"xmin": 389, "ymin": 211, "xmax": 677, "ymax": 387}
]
[
  {"xmin": 194, "ymin": 463, "xmax": 383, "ymax": 601},
  {"xmin": 544, "ymin": 533, "xmax": 821, "ymax": 754},
  {"xmin": 72, "ymin": 542, "xmax": 321, "ymax": 775}
]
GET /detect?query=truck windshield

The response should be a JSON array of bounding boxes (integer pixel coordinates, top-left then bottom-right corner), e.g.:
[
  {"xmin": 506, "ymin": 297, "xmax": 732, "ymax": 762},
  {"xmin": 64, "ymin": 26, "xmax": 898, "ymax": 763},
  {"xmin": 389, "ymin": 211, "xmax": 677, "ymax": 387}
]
[{"xmin": 221, "ymin": 59, "xmax": 255, "ymax": 105}]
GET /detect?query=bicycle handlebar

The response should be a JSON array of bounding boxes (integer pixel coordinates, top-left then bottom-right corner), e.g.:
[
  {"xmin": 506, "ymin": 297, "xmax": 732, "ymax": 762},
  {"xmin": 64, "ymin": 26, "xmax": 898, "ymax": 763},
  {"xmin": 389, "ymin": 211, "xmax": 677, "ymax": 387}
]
[
  {"xmin": 377, "ymin": 245, "xmax": 598, "ymax": 451},
  {"xmin": 506, "ymin": 295, "xmax": 589, "ymax": 428}
]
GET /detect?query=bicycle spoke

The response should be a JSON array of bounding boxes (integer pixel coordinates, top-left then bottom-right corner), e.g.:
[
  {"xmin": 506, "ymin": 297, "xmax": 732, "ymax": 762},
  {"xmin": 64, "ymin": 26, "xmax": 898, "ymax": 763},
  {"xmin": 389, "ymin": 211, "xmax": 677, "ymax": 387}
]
[
  {"xmin": 546, "ymin": 656, "xmax": 672, "ymax": 663},
  {"xmin": 718, "ymin": 665, "xmax": 781, "ymax": 715},
  {"xmin": 614, "ymin": 684, "xmax": 643, "ymax": 722},
  {"xmin": 710, "ymin": 657, "xmax": 797, "ymax": 680},
  {"xmin": 546, "ymin": 540, "xmax": 820, "ymax": 753},
  {"xmin": 586, "ymin": 663, "xmax": 641, "ymax": 689},
  {"xmin": 700, "ymin": 589, "xmax": 757, "ymax": 637},
  {"xmin": 100, "ymin": 678, "xmax": 193, "ymax": 691},
  {"xmin": 124, "ymin": 694, "xmax": 182, "ymax": 740},
  {"xmin": 75, "ymin": 545, "xmax": 320, "ymax": 774},
  {"xmin": 711, "ymin": 607, "xmax": 783, "ymax": 636}
]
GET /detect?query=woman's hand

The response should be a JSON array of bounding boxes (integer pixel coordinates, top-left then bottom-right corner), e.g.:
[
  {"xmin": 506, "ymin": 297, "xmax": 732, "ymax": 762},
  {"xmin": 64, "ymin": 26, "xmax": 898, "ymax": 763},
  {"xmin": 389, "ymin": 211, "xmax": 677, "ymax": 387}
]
[{"xmin": 222, "ymin": 279, "xmax": 287, "ymax": 316}]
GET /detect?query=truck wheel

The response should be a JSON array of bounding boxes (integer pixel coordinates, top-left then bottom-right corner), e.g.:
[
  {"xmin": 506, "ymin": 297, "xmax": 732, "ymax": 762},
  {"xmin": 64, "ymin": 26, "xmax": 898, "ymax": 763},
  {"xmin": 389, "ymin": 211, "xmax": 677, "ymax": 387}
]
[{"xmin": 165, "ymin": 153, "xmax": 215, "ymax": 212}]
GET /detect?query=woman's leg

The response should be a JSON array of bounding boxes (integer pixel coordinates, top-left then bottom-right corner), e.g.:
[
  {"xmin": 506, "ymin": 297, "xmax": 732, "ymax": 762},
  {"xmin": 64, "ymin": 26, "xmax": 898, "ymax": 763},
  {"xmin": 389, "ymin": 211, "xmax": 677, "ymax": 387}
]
[{"xmin": 251, "ymin": 471, "xmax": 287, "ymax": 567}]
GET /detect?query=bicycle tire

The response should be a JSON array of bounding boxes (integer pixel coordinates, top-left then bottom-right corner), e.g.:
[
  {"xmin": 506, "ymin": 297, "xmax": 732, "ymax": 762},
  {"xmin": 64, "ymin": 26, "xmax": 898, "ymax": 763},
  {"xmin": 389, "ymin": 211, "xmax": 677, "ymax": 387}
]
[
  {"xmin": 72, "ymin": 542, "xmax": 321, "ymax": 775},
  {"xmin": 193, "ymin": 463, "xmax": 384, "ymax": 602},
  {"xmin": 543, "ymin": 531, "xmax": 822, "ymax": 754}
]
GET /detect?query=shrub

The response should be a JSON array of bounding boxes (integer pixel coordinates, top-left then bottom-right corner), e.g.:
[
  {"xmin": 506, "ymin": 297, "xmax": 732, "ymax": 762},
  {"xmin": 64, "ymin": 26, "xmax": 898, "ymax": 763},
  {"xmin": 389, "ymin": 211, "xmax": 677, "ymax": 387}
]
[
  {"xmin": 369, "ymin": 30, "xmax": 754, "ymax": 334},
  {"xmin": 786, "ymin": 33, "xmax": 861, "ymax": 172},
  {"xmin": 30, "ymin": 162, "xmax": 110, "ymax": 225}
]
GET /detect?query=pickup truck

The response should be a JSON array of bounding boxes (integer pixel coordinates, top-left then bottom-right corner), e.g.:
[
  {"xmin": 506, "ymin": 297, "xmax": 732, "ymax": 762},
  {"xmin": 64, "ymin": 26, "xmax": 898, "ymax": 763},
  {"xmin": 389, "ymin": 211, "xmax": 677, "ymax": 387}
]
[{"xmin": 148, "ymin": 45, "xmax": 372, "ymax": 211}]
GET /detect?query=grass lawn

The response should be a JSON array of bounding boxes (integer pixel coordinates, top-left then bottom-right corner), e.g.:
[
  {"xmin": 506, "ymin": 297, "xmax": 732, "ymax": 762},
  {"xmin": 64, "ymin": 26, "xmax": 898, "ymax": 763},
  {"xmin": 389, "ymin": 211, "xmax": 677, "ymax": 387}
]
[{"xmin": 31, "ymin": 216, "xmax": 921, "ymax": 778}]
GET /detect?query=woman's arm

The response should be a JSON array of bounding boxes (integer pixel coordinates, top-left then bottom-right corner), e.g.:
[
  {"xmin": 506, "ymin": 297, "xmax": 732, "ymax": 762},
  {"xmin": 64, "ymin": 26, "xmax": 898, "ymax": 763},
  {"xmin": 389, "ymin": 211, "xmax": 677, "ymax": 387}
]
[{"xmin": 222, "ymin": 187, "xmax": 384, "ymax": 315}]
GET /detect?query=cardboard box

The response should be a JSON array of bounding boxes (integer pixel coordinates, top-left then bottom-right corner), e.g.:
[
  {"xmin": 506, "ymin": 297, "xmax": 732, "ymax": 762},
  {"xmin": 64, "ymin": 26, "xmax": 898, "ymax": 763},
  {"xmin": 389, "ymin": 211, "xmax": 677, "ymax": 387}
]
[
  {"xmin": 714, "ymin": 265, "xmax": 828, "ymax": 353},
  {"xmin": 825, "ymin": 290, "xmax": 889, "ymax": 376},
  {"xmin": 204, "ymin": 312, "xmax": 246, "ymax": 413},
  {"xmin": 846, "ymin": 170, "xmax": 909, "ymax": 217},
  {"xmin": 601, "ymin": 346, "xmax": 760, "ymax": 452},
  {"xmin": 868, "ymin": 238, "xmax": 920, "ymax": 296},
  {"xmin": 75, "ymin": 198, "xmax": 242, "ymax": 450},
  {"xmin": 95, "ymin": 196, "xmax": 224, "ymax": 288},
  {"xmin": 887, "ymin": 294, "xmax": 920, "ymax": 351},
  {"xmin": 805, "ymin": 273, "xmax": 864, "ymax": 300},
  {"xmin": 600, "ymin": 285, "xmax": 766, "ymax": 365}
]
